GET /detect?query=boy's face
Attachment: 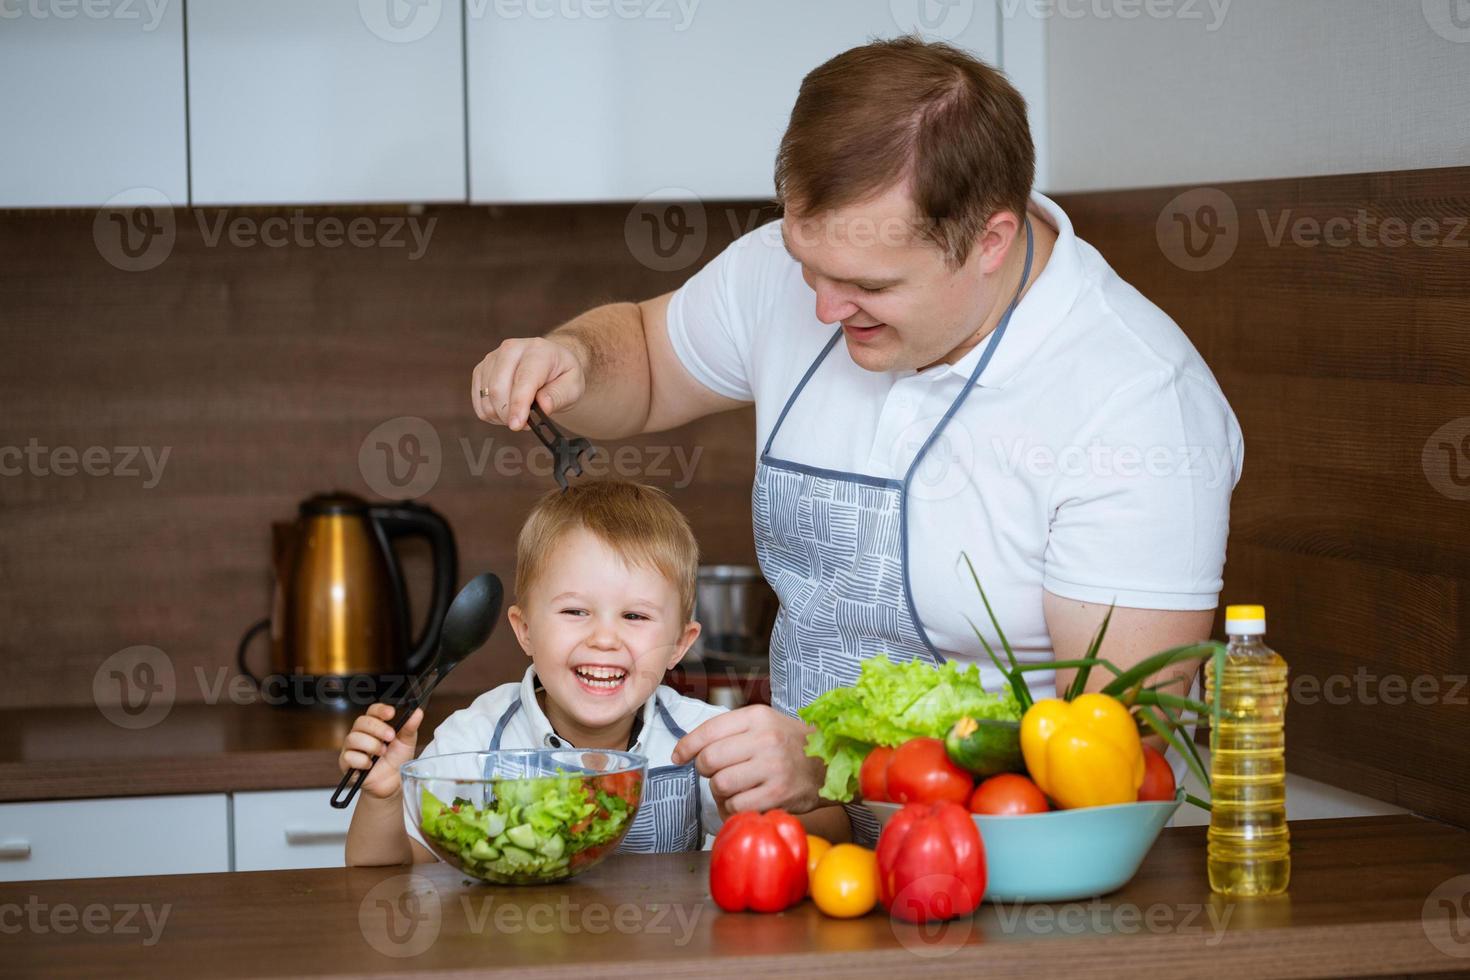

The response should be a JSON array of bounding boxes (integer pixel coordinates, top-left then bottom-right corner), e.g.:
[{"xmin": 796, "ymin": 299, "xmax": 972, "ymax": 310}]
[{"xmin": 507, "ymin": 527, "xmax": 700, "ymax": 742}]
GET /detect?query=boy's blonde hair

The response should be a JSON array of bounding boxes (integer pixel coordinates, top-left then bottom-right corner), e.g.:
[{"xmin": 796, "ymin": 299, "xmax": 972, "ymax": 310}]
[{"xmin": 515, "ymin": 480, "xmax": 700, "ymax": 621}]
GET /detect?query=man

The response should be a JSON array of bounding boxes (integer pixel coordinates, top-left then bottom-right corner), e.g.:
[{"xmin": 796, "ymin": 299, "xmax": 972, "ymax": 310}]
[{"xmin": 471, "ymin": 38, "xmax": 1242, "ymax": 832}]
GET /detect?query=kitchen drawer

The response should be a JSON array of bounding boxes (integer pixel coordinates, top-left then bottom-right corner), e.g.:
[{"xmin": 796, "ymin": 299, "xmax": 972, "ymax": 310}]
[
  {"xmin": 0, "ymin": 795, "xmax": 229, "ymax": 882},
  {"xmin": 232, "ymin": 789, "xmax": 353, "ymax": 873}
]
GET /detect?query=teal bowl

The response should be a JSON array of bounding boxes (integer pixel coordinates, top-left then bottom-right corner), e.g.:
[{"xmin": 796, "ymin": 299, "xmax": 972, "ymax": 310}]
[{"xmin": 865, "ymin": 790, "xmax": 1183, "ymax": 902}]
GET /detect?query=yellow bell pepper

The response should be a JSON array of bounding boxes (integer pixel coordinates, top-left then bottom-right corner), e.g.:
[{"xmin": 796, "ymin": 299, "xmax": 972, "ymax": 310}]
[{"xmin": 1020, "ymin": 693, "xmax": 1145, "ymax": 809}]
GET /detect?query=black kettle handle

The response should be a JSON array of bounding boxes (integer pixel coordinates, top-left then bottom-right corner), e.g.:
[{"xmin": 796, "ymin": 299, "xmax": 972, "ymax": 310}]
[{"xmin": 369, "ymin": 503, "xmax": 458, "ymax": 677}]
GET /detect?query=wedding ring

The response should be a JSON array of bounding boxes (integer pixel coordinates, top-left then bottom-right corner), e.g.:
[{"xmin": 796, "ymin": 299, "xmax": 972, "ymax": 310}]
[{"xmin": 478, "ymin": 388, "xmax": 490, "ymax": 398}]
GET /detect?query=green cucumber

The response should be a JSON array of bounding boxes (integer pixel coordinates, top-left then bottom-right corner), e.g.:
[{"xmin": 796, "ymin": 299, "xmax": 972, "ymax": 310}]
[
  {"xmin": 506, "ymin": 823, "xmax": 538, "ymax": 850},
  {"xmin": 945, "ymin": 716, "xmax": 1023, "ymax": 777}
]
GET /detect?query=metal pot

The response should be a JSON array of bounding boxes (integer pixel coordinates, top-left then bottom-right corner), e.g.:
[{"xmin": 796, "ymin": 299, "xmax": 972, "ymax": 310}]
[{"xmin": 692, "ymin": 564, "xmax": 777, "ymax": 663}]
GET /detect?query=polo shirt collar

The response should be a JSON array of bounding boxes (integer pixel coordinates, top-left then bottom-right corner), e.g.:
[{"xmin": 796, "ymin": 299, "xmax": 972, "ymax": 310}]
[
  {"xmin": 916, "ymin": 192, "xmax": 1085, "ymax": 389},
  {"xmin": 517, "ymin": 665, "xmax": 658, "ymax": 752}
]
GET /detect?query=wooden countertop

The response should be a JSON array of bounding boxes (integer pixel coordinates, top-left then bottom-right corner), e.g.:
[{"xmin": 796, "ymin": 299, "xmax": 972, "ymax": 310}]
[
  {"xmin": 4, "ymin": 815, "xmax": 1468, "ymax": 978},
  {"xmin": 0, "ymin": 699, "xmax": 474, "ymax": 802}
]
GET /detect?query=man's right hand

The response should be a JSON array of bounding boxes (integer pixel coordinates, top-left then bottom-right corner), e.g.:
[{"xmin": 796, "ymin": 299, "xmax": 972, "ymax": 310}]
[{"xmin": 471, "ymin": 337, "xmax": 586, "ymax": 431}]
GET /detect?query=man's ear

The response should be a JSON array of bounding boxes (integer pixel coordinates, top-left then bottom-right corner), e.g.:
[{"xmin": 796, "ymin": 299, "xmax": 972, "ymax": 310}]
[
  {"xmin": 975, "ymin": 209, "xmax": 1025, "ymax": 277},
  {"xmin": 507, "ymin": 604, "xmax": 533, "ymax": 659},
  {"xmin": 664, "ymin": 620, "xmax": 703, "ymax": 671}
]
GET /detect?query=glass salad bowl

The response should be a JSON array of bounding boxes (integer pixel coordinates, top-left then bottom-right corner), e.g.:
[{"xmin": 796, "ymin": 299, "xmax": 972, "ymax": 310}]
[{"xmin": 402, "ymin": 750, "xmax": 647, "ymax": 885}]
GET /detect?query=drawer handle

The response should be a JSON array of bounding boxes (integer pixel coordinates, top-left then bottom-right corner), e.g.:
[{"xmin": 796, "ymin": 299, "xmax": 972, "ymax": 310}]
[
  {"xmin": 0, "ymin": 840, "xmax": 31, "ymax": 860},
  {"xmin": 284, "ymin": 829, "xmax": 349, "ymax": 847}
]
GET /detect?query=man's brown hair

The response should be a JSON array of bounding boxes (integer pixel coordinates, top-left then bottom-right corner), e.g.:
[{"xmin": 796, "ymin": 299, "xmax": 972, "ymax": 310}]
[
  {"xmin": 515, "ymin": 480, "xmax": 700, "ymax": 621},
  {"xmin": 774, "ymin": 36, "xmax": 1035, "ymax": 268}
]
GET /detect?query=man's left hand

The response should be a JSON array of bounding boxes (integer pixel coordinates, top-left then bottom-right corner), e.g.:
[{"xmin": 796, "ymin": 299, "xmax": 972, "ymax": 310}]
[{"xmin": 671, "ymin": 705, "xmax": 827, "ymax": 814}]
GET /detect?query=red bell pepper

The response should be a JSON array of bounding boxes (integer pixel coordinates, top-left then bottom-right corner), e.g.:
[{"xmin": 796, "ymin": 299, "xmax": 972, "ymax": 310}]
[
  {"xmin": 709, "ymin": 810, "xmax": 809, "ymax": 913},
  {"xmin": 876, "ymin": 802, "xmax": 986, "ymax": 923}
]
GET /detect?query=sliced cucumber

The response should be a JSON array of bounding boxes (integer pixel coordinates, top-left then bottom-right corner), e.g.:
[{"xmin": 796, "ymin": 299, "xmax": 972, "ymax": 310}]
[{"xmin": 506, "ymin": 823, "xmax": 538, "ymax": 850}]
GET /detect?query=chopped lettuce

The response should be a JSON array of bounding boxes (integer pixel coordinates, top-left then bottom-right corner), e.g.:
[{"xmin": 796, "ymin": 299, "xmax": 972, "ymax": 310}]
[{"xmin": 799, "ymin": 655, "xmax": 1022, "ymax": 802}]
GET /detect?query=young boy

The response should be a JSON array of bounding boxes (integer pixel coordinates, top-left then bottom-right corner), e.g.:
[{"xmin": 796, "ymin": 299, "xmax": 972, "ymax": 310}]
[{"xmin": 340, "ymin": 479, "xmax": 848, "ymax": 864}]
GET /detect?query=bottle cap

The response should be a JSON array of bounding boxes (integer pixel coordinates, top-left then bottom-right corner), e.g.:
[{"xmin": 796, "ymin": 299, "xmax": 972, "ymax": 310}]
[{"xmin": 1225, "ymin": 604, "xmax": 1266, "ymax": 635}]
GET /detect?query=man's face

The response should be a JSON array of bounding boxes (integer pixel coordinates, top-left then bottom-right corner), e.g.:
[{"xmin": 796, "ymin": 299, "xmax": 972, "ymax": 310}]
[{"xmin": 781, "ymin": 183, "xmax": 1013, "ymax": 373}]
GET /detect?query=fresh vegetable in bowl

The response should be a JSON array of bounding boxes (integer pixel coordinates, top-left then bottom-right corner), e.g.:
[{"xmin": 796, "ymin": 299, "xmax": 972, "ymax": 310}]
[
  {"xmin": 944, "ymin": 715, "xmax": 1024, "ymax": 777},
  {"xmin": 402, "ymin": 750, "xmax": 645, "ymax": 885},
  {"xmin": 800, "ymin": 655, "xmax": 1022, "ymax": 803},
  {"xmin": 968, "ymin": 773, "xmax": 1049, "ymax": 815},
  {"xmin": 1020, "ymin": 693, "xmax": 1145, "ymax": 809}
]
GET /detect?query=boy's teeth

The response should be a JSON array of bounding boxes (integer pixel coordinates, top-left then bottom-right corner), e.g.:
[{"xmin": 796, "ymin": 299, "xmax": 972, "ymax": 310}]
[{"xmin": 575, "ymin": 666, "xmax": 627, "ymax": 687}]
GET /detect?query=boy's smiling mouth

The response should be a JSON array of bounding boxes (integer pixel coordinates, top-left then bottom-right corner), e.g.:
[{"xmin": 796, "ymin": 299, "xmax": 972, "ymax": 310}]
[{"xmin": 573, "ymin": 664, "xmax": 629, "ymax": 695}]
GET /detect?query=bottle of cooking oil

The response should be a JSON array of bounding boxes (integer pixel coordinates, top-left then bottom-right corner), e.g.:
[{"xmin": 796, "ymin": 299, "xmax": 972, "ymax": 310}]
[{"xmin": 1205, "ymin": 604, "xmax": 1290, "ymax": 896}]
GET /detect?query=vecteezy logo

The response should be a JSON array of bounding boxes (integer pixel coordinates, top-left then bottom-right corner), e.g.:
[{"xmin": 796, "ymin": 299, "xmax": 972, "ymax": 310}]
[
  {"xmin": 1156, "ymin": 187, "xmax": 1239, "ymax": 272},
  {"xmin": 1422, "ymin": 417, "xmax": 1470, "ymax": 501},
  {"xmin": 359, "ymin": 874, "xmax": 442, "ymax": 958},
  {"xmin": 359, "ymin": 0, "xmax": 442, "ymax": 43},
  {"xmin": 893, "ymin": 415, "xmax": 976, "ymax": 504},
  {"xmin": 1423, "ymin": 0, "xmax": 1470, "ymax": 43},
  {"xmin": 890, "ymin": 0, "xmax": 974, "ymax": 40},
  {"xmin": 624, "ymin": 189, "xmax": 707, "ymax": 273},
  {"xmin": 92, "ymin": 646, "xmax": 176, "ymax": 730},
  {"xmin": 93, "ymin": 188, "xmax": 176, "ymax": 272},
  {"xmin": 1423, "ymin": 874, "xmax": 1470, "ymax": 958},
  {"xmin": 887, "ymin": 875, "xmax": 976, "ymax": 959},
  {"xmin": 359, "ymin": 416, "xmax": 442, "ymax": 500}
]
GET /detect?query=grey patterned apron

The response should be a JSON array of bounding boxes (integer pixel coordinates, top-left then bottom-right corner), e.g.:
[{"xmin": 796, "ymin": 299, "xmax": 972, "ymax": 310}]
[
  {"xmin": 754, "ymin": 221, "xmax": 1034, "ymax": 843},
  {"xmin": 487, "ymin": 695, "xmax": 702, "ymax": 853}
]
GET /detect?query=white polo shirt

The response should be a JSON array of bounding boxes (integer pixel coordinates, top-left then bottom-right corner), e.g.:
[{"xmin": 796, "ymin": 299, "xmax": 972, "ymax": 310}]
[
  {"xmin": 667, "ymin": 192, "xmax": 1243, "ymax": 696},
  {"xmin": 404, "ymin": 666, "xmax": 728, "ymax": 852}
]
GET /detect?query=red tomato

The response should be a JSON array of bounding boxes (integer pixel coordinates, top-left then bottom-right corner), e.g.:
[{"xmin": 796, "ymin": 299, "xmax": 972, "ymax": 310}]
[
  {"xmin": 1138, "ymin": 745, "xmax": 1177, "ymax": 802},
  {"xmin": 968, "ymin": 773, "xmax": 1050, "ymax": 815},
  {"xmin": 860, "ymin": 746, "xmax": 895, "ymax": 802},
  {"xmin": 885, "ymin": 738, "xmax": 974, "ymax": 806}
]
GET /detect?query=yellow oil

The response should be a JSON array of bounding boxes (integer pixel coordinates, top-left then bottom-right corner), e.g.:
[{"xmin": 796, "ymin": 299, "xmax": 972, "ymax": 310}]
[{"xmin": 1205, "ymin": 634, "xmax": 1290, "ymax": 896}]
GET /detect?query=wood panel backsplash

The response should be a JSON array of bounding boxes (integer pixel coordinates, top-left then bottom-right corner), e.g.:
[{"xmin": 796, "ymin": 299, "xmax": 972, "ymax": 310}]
[
  {"xmin": 1057, "ymin": 166, "xmax": 1470, "ymax": 830},
  {"xmin": 0, "ymin": 201, "xmax": 775, "ymax": 708}
]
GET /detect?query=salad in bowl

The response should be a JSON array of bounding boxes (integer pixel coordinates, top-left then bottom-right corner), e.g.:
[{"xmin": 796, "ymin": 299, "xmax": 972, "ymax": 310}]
[{"xmin": 401, "ymin": 749, "xmax": 646, "ymax": 884}]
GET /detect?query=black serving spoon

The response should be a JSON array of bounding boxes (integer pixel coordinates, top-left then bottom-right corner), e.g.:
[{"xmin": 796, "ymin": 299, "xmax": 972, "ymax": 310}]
[{"xmin": 330, "ymin": 572, "xmax": 503, "ymax": 809}]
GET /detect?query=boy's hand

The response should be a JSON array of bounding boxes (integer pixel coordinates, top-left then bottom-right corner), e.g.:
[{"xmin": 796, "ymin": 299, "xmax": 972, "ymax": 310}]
[{"xmin": 338, "ymin": 703, "xmax": 424, "ymax": 800}]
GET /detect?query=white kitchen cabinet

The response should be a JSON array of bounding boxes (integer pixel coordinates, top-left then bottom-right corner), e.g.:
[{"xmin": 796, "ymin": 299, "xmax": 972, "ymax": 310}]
[
  {"xmin": 0, "ymin": 795, "xmax": 229, "ymax": 882},
  {"xmin": 232, "ymin": 789, "xmax": 353, "ymax": 872},
  {"xmin": 187, "ymin": 0, "xmax": 467, "ymax": 205},
  {"xmin": 0, "ymin": 6, "xmax": 188, "ymax": 208},
  {"xmin": 466, "ymin": 0, "xmax": 999, "ymax": 202}
]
